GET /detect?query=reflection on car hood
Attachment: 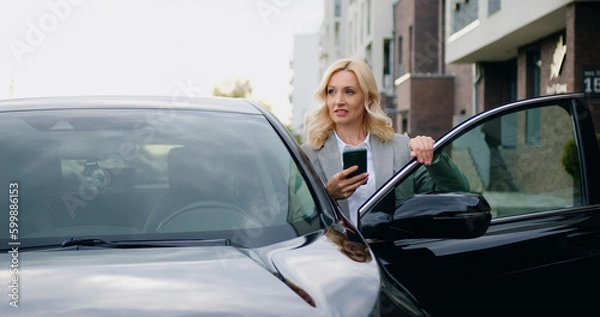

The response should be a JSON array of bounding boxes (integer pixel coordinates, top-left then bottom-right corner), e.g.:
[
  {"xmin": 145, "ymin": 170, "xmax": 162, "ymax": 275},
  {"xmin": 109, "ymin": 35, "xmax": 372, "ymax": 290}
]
[{"xmin": 0, "ymin": 231, "xmax": 382, "ymax": 316}]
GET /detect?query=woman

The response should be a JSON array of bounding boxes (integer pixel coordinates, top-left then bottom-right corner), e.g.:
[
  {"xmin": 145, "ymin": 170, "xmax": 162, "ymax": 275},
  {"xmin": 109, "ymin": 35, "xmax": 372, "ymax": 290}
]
[
  {"xmin": 302, "ymin": 58, "xmax": 468, "ymax": 224},
  {"xmin": 324, "ymin": 221, "xmax": 372, "ymax": 263}
]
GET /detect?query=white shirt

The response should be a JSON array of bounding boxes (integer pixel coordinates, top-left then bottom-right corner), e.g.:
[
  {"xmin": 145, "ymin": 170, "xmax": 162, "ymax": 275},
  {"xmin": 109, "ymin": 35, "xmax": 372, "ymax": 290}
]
[{"xmin": 334, "ymin": 132, "xmax": 376, "ymax": 225}]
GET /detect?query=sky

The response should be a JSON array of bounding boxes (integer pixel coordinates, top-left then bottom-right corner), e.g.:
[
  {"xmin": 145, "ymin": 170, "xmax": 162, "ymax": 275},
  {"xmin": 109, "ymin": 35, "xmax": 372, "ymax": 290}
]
[{"xmin": 0, "ymin": 0, "xmax": 324, "ymax": 124}]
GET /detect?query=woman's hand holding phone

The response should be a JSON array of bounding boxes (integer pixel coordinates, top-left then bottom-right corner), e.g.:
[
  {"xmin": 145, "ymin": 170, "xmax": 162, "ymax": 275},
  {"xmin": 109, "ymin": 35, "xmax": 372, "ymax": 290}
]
[{"xmin": 325, "ymin": 148, "xmax": 369, "ymax": 200}]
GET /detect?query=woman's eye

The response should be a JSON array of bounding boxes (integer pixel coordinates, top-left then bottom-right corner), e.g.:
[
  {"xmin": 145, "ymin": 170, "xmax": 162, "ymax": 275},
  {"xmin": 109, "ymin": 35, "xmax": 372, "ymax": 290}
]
[
  {"xmin": 346, "ymin": 89, "xmax": 355, "ymax": 95},
  {"xmin": 327, "ymin": 89, "xmax": 335, "ymax": 95}
]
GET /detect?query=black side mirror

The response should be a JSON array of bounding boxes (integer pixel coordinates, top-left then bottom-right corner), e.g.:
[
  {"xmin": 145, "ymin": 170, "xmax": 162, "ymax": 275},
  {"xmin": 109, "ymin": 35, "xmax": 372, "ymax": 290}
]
[{"xmin": 359, "ymin": 193, "xmax": 491, "ymax": 241}]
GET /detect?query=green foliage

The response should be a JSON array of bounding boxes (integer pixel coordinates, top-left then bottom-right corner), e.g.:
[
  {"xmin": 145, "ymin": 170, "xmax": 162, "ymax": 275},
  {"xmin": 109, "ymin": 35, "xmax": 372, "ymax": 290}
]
[
  {"xmin": 286, "ymin": 125, "xmax": 303, "ymax": 144},
  {"xmin": 562, "ymin": 134, "xmax": 600, "ymax": 180},
  {"xmin": 562, "ymin": 138, "xmax": 579, "ymax": 180}
]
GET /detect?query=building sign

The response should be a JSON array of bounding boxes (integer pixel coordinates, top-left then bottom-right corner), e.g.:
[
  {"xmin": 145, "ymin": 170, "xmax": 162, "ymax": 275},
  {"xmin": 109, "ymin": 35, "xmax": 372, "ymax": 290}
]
[
  {"xmin": 550, "ymin": 36, "xmax": 567, "ymax": 80},
  {"xmin": 546, "ymin": 36, "xmax": 567, "ymax": 95},
  {"xmin": 583, "ymin": 66, "xmax": 600, "ymax": 98},
  {"xmin": 546, "ymin": 83, "xmax": 568, "ymax": 95}
]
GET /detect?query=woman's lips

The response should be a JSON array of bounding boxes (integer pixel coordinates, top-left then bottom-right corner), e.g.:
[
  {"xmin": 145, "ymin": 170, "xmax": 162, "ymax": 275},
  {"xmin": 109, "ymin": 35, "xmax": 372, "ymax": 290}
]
[{"xmin": 334, "ymin": 108, "xmax": 348, "ymax": 116}]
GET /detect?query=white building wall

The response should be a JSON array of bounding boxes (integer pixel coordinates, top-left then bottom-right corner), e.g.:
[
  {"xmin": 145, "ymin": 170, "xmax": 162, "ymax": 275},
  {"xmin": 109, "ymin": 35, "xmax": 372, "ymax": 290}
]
[
  {"xmin": 291, "ymin": 33, "xmax": 320, "ymax": 136},
  {"xmin": 319, "ymin": 0, "xmax": 349, "ymax": 76},
  {"xmin": 446, "ymin": 0, "xmax": 574, "ymax": 63},
  {"xmin": 319, "ymin": 0, "xmax": 394, "ymax": 94}
]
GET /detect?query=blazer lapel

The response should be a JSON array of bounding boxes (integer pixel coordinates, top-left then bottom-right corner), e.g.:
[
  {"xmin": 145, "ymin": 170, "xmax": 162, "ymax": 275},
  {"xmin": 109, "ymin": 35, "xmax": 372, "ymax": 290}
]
[
  {"xmin": 372, "ymin": 136, "xmax": 394, "ymax": 188},
  {"xmin": 317, "ymin": 134, "xmax": 343, "ymax": 182},
  {"xmin": 316, "ymin": 134, "xmax": 350, "ymax": 217}
]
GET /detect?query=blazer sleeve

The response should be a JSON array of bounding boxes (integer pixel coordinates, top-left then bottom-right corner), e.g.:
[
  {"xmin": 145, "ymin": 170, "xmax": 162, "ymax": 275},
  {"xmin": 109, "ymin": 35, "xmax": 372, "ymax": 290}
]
[
  {"xmin": 415, "ymin": 151, "xmax": 470, "ymax": 193},
  {"xmin": 394, "ymin": 147, "xmax": 470, "ymax": 207}
]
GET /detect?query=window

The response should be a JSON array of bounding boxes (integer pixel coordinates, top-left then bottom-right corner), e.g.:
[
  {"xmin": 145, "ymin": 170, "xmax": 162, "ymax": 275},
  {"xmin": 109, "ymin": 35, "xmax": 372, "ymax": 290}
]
[
  {"xmin": 452, "ymin": 0, "xmax": 479, "ymax": 33},
  {"xmin": 527, "ymin": 50, "xmax": 541, "ymax": 97},
  {"xmin": 397, "ymin": 36, "xmax": 404, "ymax": 76},
  {"xmin": 0, "ymin": 109, "xmax": 320, "ymax": 246},
  {"xmin": 365, "ymin": 43, "xmax": 372, "ymax": 68},
  {"xmin": 500, "ymin": 113, "xmax": 517, "ymax": 148},
  {"xmin": 366, "ymin": 0, "xmax": 371, "ymax": 36},
  {"xmin": 383, "ymin": 39, "xmax": 391, "ymax": 76},
  {"xmin": 408, "ymin": 26, "xmax": 413, "ymax": 72},
  {"xmin": 488, "ymin": 0, "xmax": 501, "ymax": 15},
  {"xmin": 350, "ymin": 21, "xmax": 354, "ymax": 52},
  {"xmin": 526, "ymin": 108, "xmax": 541, "ymax": 144},
  {"xmin": 442, "ymin": 104, "xmax": 581, "ymax": 218},
  {"xmin": 360, "ymin": 3, "xmax": 364, "ymax": 44},
  {"xmin": 396, "ymin": 103, "xmax": 582, "ymax": 219},
  {"xmin": 527, "ymin": 50, "xmax": 541, "ymax": 144}
]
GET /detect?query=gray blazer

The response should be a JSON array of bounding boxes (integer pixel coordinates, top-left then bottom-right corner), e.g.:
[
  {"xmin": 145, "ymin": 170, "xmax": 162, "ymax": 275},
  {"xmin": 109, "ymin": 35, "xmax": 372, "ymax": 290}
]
[{"xmin": 301, "ymin": 133, "xmax": 469, "ymax": 219}]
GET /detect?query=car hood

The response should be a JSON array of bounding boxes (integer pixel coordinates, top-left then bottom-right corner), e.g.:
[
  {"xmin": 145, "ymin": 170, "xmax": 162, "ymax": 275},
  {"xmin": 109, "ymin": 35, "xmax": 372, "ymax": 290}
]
[{"xmin": 0, "ymin": 231, "xmax": 384, "ymax": 316}]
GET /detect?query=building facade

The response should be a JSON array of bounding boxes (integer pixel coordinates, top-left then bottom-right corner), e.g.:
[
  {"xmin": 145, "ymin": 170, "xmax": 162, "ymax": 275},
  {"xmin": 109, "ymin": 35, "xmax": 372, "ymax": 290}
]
[
  {"xmin": 392, "ymin": 0, "xmax": 471, "ymax": 138},
  {"xmin": 290, "ymin": 33, "xmax": 320, "ymax": 137},
  {"xmin": 446, "ymin": 0, "xmax": 600, "ymax": 127},
  {"xmin": 319, "ymin": 0, "xmax": 470, "ymax": 138},
  {"xmin": 315, "ymin": 0, "xmax": 600, "ymax": 137},
  {"xmin": 319, "ymin": 0, "xmax": 396, "ymax": 107}
]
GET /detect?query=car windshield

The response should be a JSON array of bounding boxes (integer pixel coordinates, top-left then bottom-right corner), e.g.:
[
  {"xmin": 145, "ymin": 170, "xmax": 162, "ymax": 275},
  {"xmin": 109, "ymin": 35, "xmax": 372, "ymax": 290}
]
[{"xmin": 0, "ymin": 106, "xmax": 321, "ymax": 248}]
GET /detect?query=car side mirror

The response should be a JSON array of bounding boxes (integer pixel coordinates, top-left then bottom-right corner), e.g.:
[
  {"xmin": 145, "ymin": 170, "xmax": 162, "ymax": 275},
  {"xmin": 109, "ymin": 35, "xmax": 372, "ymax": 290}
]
[{"xmin": 359, "ymin": 193, "xmax": 491, "ymax": 241}]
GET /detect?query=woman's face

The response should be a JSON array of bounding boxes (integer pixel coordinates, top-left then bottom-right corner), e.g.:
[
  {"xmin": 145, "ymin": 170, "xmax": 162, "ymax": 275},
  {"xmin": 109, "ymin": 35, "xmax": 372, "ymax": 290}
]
[
  {"xmin": 326, "ymin": 70, "xmax": 368, "ymax": 128},
  {"xmin": 342, "ymin": 240, "xmax": 368, "ymax": 262}
]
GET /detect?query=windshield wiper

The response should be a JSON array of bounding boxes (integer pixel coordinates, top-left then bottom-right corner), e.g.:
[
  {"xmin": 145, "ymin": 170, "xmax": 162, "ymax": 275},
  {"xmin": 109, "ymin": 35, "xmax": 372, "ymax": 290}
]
[
  {"xmin": 60, "ymin": 237, "xmax": 233, "ymax": 249},
  {"xmin": 0, "ymin": 238, "xmax": 235, "ymax": 252},
  {"xmin": 61, "ymin": 237, "xmax": 117, "ymax": 248}
]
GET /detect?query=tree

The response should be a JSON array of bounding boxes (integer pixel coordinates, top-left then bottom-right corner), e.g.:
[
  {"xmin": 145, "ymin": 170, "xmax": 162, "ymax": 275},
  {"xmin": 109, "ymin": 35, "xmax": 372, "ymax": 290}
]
[
  {"xmin": 254, "ymin": 98, "xmax": 273, "ymax": 113},
  {"xmin": 562, "ymin": 133, "xmax": 600, "ymax": 180},
  {"xmin": 212, "ymin": 78, "xmax": 253, "ymax": 99},
  {"xmin": 212, "ymin": 78, "xmax": 273, "ymax": 112},
  {"xmin": 212, "ymin": 78, "xmax": 303, "ymax": 142}
]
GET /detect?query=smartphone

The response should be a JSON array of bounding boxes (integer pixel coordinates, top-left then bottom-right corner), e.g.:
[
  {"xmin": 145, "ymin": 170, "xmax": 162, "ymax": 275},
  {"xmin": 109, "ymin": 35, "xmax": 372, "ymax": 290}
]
[{"xmin": 343, "ymin": 148, "xmax": 367, "ymax": 179}]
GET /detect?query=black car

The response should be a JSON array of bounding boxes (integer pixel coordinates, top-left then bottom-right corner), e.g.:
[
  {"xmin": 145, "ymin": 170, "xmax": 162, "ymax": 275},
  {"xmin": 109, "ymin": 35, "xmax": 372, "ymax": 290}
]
[
  {"xmin": 0, "ymin": 93, "xmax": 598, "ymax": 316},
  {"xmin": 0, "ymin": 95, "xmax": 441, "ymax": 316},
  {"xmin": 359, "ymin": 92, "xmax": 600, "ymax": 316}
]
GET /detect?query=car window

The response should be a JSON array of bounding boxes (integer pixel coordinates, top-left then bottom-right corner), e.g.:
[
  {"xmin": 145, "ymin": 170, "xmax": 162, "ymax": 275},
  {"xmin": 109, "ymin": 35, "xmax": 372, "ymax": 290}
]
[
  {"xmin": 0, "ymin": 108, "xmax": 321, "ymax": 247},
  {"xmin": 392, "ymin": 103, "xmax": 583, "ymax": 219},
  {"xmin": 437, "ymin": 104, "xmax": 581, "ymax": 218}
]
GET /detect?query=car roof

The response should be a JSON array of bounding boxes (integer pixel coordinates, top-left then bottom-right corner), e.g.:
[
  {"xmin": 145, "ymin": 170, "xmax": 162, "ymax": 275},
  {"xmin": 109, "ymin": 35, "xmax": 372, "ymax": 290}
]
[{"xmin": 0, "ymin": 95, "xmax": 263, "ymax": 114}]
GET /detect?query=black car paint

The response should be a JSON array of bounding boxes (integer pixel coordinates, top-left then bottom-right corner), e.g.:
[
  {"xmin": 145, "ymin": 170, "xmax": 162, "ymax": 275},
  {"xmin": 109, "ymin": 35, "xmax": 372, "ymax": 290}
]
[
  {"xmin": 360, "ymin": 193, "xmax": 491, "ymax": 241},
  {"xmin": 363, "ymin": 93, "xmax": 600, "ymax": 316},
  {"xmin": 1, "ymin": 230, "xmax": 379, "ymax": 316}
]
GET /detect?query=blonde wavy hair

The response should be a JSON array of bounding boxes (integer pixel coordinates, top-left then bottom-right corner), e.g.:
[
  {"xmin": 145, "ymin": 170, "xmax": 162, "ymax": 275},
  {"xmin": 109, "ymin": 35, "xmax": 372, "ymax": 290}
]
[
  {"xmin": 324, "ymin": 225, "xmax": 372, "ymax": 263},
  {"xmin": 304, "ymin": 58, "xmax": 394, "ymax": 150}
]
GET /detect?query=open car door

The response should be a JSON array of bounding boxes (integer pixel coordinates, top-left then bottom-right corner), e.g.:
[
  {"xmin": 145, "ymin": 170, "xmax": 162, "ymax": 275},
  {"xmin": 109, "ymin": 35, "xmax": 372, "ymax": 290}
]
[{"xmin": 359, "ymin": 93, "xmax": 600, "ymax": 317}]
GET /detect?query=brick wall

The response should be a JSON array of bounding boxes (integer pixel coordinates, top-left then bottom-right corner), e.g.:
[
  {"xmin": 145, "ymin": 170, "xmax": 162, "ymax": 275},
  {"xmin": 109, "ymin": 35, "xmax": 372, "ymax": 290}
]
[
  {"xmin": 393, "ymin": 0, "xmax": 415, "ymax": 77},
  {"xmin": 481, "ymin": 60, "xmax": 517, "ymax": 110},
  {"xmin": 408, "ymin": 75, "xmax": 454, "ymax": 139},
  {"xmin": 393, "ymin": 0, "xmax": 442, "ymax": 76},
  {"xmin": 414, "ymin": 0, "xmax": 441, "ymax": 74},
  {"xmin": 447, "ymin": 63, "xmax": 474, "ymax": 115},
  {"xmin": 569, "ymin": 2, "xmax": 600, "ymax": 131}
]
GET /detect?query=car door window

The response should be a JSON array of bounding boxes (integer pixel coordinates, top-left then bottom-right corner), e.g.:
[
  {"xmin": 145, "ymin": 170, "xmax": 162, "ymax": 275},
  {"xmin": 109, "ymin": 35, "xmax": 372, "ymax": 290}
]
[
  {"xmin": 405, "ymin": 104, "xmax": 582, "ymax": 219},
  {"xmin": 447, "ymin": 104, "xmax": 581, "ymax": 218}
]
